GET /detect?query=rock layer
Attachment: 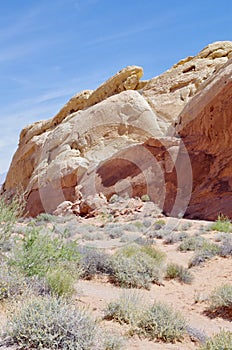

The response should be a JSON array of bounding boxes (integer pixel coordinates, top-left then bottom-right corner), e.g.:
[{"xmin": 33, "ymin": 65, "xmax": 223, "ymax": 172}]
[{"xmin": 3, "ymin": 41, "xmax": 232, "ymax": 219}]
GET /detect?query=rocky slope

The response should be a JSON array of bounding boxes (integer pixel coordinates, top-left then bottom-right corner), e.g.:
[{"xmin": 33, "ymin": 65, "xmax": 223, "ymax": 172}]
[{"xmin": 2, "ymin": 41, "xmax": 232, "ymax": 219}]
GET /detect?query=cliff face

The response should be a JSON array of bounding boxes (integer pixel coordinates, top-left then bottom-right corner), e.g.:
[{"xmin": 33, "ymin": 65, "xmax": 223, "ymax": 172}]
[
  {"xmin": 3, "ymin": 41, "xmax": 232, "ymax": 219},
  {"xmin": 176, "ymin": 57, "xmax": 232, "ymax": 220}
]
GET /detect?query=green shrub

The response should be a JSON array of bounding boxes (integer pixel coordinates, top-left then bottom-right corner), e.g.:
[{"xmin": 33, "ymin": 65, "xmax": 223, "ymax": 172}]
[
  {"xmin": 166, "ymin": 263, "xmax": 194, "ymax": 284},
  {"xmin": 140, "ymin": 245, "xmax": 166, "ymax": 265},
  {"xmin": 104, "ymin": 290, "xmax": 143, "ymax": 325},
  {"xmin": 210, "ymin": 214, "xmax": 232, "ymax": 233},
  {"xmin": 46, "ymin": 267, "xmax": 76, "ymax": 297},
  {"xmin": 135, "ymin": 302, "xmax": 187, "ymax": 342},
  {"xmin": 208, "ymin": 284, "xmax": 232, "ymax": 311},
  {"xmin": 110, "ymin": 244, "xmax": 164, "ymax": 289},
  {"xmin": 141, "ymin": 194, "xmax": 150, "ymax": 202},
  {"xmin": 11, "ymin": 226, "xmax": 80, "ymax": 277},
  {"xmin": 199, "ymin": 330, "xmax": 232, "ymax": 349},
  {"xmin": 5, "ymin": 296, "xmax": 103, "ymax": 349}
]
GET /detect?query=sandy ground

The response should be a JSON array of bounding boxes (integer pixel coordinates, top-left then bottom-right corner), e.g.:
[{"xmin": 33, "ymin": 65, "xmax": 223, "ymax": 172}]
[{"xmin": 75, "ymin": 219, "xmax": 232, "ymax": 349}]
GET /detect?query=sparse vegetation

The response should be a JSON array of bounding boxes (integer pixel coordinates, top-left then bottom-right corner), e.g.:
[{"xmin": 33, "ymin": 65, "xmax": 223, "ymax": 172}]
[
  {"xmin": 104, "ymin": 290, "xmax": 143, "ymax": 325},
  {"xmin": 188, "ymin": 242, "xmax": 220, "ymax": 267},
  {"xmin": 0, "ymin": 193, "xmax": 25, "ymax": 251},
  {"xmin": 219, "ymin": 237, "xmax": 232, "ymax": 257},
  {"xmin": 109, "ymin": 244, "xmax": 165, "ymax": 289},
  {"xmin": 208, "ymin": 284, "xmax": 232, "ymax": 312},
  {"xmin": 163, "ymin": 232, "xmax": 189, "ymax": 244},
  {"xmin": 0, "ymin": 195, "xmax": 231, "ymax": 349},
  {"xmin": 199, "ymin": 330, "xmax": 232, "ymax": 349},
  {"xmin": 166, "ymin": 263, "xmax": 194, "ymax": 284},
  {"xmin": 103, "ymin": 334, "xmax": 125, "ymax": 350},
  {"xmin": 178, "ymin": 236, "xmax": 207, "ymax": 251},
  {"xmin": 210, "ymin": 214, "xmax": 232, "ymax": 233},
  {"xmin": 135, "ymin": 302, "xmax": 187, "ymax": 342}
]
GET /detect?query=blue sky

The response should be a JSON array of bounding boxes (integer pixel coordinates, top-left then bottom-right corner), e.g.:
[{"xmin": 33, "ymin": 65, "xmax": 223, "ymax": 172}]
[{"xmin": 0, "ymin": 0, "xmax": 231, "ymax": 173}]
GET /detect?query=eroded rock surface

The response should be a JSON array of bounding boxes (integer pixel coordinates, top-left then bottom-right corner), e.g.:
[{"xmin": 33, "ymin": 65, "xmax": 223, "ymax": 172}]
[
  {"xmin": 176, "ymin": 57, "xmax": 232, "ymax": 220},
  {"xmin": 4, "ymin": 90, "xmax": 164, "ymax": 216},
  {"xmin": 142, "ymin": 41, "xmax": 232, "ymax": 133},
  {"xmin": 3, "ymin": 41, "xmax": 232, "ymax": 219}
]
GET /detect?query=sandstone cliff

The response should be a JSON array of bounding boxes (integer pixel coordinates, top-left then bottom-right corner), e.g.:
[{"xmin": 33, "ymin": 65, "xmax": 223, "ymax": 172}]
[{"xmin": 2, "ymin": 41, "xmax": 232, "ymax": 219}]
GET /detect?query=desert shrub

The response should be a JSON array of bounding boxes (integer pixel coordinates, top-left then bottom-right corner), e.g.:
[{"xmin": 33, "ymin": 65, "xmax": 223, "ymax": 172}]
[
  {"xmin": 210, "ymin": 214, "xmax": 232, "ymax": 233},
  {"xmin": 110, "ymin": 244, "xmax": 164, "ymax": 289},
  {"xmin": 179, "ymin": 222, "xmax": 192, "ymax": 231},
  {"xmin": 199, "ymin": 330, "xmax": 232, "ymax": 349},
  {"xmin": 104, "ymin": 223, "xmax": 124, "ymax": 238},
  {"xmin": 135, "ymin": 302, "xmax": 187, "ymax": 342},
  {"xmin": 141, "ymin": 194, "xmax": 150, "ymax": 202},
  {"xmin": 166, "ymin": 263, "xmax": 194, "ymax": 284},
  {"xmin": 208, "ymin": 284, "xmax": 232, "ymax": 311},
  {"xmin": 186, "ymin": 326, "xmax": 208, "ymax": 343},
  {"xmin": 0, "ymin": 263, "xmax": 26, "ymax": 300},
  {"xmin": 214, "ymin": 232, "xmax": 231, "ymax": 242},
  {"xmin": 120, "ymin": 233, "xmax": 140, "ymax": 243},
  {"xmin": 219, "ymin": 237, "xmax": 232, "ymax": 257},
  {"xmin": 34, "ymin": 212, "xmax": 58, "ymax": 223},
  {"xmin": 103, "ymin": 334, "xmax": 125, "ymax": 350},
  {"xmin": 11, "ymin": 226, "xmax": 79, "ymax": 277},
  {"xmin": 46, "ymin": 267, "xmax": 76, "ymax": 297},
  {"xmin": 5, "ymin": 296, "xmax": 103, "ymax": 349},
  {"xmin": 123, "ymin": 223, "xmax": 141, "ymax": 232},
  {"xmin": 78, "ymin": 247, "xmax": 112, "ymax": 279},
  {"xmin": 150, "ymin": 228, "xmax": 169, "ymax": 239},
  {"xmin": 164, "ymin": 232, "xmax": 189, "ymax": 245},
  {"xmin": 81, "ymin": 230, "xmax": 105, "ymax": 241},
  {"xmin": 0, "ymin": 193, "xmax": 24, "ymax": 224},
  {"xmin": 154, "ymin": 219, "xmax": 166, "ymax": 230},
  {"xmin": 188, "ymin": 243, "xmax": 220, "ymax": 268},
  {"xmin": 0, "ymin": 262, "xmax": 52, "ymax": 300},
  {"xmin": 178, "ymin": 236, "xmax": 206, "ymax": 251},
  {"xmin": 140, "ymin": 245, "xmax": 166, "ymax": 264},
  {"xmin": 0, "ymin": 193, "xmax": 25, "ymax": 251},
  {"xmin": 142, "ymin": 220, "xmax": 151, "ymax": 228},
  {"xmin": 104, "ymin": 290, "xmax": 143, "ymax": 325}
]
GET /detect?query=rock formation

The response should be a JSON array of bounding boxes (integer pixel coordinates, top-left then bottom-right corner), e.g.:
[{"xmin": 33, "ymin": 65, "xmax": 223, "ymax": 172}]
[
  {"xmin": 2, "ymin": 41, "xmax": 232, "ymax": 219},
  {"xmin": 175, "ymin": 56, "xmax": 232, "ymax": 220}
]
